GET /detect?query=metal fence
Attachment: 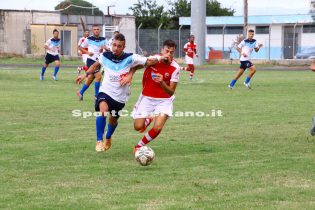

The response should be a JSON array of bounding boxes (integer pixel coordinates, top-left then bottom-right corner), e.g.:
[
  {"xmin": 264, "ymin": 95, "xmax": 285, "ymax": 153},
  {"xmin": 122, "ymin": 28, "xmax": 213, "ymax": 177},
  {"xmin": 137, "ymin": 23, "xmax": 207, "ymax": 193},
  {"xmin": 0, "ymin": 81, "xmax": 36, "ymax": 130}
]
[
  {"xmin": 136, "ymin": 27, "xmax": 315, "ymax": 60},
  {"xmin": 136, "ymin": 29, "xmax": 191, "ymax": 58}
]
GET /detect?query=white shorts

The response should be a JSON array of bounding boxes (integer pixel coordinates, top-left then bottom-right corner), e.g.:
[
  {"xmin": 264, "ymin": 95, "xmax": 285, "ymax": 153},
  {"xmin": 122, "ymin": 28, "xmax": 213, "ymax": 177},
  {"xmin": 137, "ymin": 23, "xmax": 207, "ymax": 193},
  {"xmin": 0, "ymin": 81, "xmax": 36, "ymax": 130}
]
[
  {"xmin": 185, "ymin": 55, "xmax": 194, "ymax": 65},
  {"xmin": 82, "ymin": 54, "xmax": 88, "ymax": 64},
  {"xmin": 132, "ymin": 94, "xmax": 175, "ymax": 119}
]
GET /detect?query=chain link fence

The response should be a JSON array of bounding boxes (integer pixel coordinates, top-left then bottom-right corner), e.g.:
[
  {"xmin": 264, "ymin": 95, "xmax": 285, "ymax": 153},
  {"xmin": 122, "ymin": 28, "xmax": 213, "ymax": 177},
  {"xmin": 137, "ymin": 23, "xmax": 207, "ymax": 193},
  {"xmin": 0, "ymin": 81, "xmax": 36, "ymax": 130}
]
[{"xmin": 136, "ymin": 29, "xmax": 191, "ymax": 58}]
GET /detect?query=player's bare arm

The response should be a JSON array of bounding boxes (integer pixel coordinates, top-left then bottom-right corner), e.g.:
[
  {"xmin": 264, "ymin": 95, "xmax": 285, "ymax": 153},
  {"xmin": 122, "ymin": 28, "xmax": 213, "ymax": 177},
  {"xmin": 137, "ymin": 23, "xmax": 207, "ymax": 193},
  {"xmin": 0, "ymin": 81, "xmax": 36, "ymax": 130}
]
[
  {"xmin": 44, "ymin": 45, "xmax": 52, "ymax": 51},
  {"xmin": 120, "ymin": 65, "xmax": 144, "ymax": 86},
  {"xmin": 76, "ymin": 61, "xmax": 100, "ymax": 84},
  {"xmin": 255, "ymin": 44, "xmax": 263, "ymax": 52},
  {"xmin": 79, "ymin": 46, "xmax": 93, "ymax": 56},
  {"xmin": 154, "ymin": 73, "xmax": 177, "ymax": 96}
]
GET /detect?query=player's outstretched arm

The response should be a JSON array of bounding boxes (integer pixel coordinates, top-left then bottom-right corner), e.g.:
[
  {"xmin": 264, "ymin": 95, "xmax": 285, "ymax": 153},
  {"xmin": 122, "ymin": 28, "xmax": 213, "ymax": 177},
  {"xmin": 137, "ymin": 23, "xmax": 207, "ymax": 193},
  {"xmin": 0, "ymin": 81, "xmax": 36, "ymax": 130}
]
[
  {"xmin": 255, "ymin": 44, "xmax": 263, "ymax": 52},
  {"xmin": 145, "ymin": 55, "xmax": 169, "ymax": 67},
  {"xmin": 120, "ymin": 65, "xmax": 144, "ymax": 86},
  {"xmin": 76, "ymin": 61, "xmax": 100, "ymax": 84}
]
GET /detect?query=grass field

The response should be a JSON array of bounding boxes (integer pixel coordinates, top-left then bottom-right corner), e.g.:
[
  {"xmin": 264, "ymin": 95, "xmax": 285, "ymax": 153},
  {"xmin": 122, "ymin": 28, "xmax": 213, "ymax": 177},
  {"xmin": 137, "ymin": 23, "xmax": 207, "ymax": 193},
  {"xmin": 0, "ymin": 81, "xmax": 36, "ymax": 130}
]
[{"xmin": 1, "ymin": 62, "xmax": 315, "ymax": 209}]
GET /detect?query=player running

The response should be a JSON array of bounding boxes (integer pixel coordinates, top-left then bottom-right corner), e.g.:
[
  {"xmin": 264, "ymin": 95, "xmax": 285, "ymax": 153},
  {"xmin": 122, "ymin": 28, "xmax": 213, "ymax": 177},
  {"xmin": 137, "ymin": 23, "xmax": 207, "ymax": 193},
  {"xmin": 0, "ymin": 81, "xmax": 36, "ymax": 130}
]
[
  {"xmin": 180, "ymin": 35, "xmax": 198, "ymax": 80},
  {"xmin": 75, "ymin": 33, "xmax": 165, "ymax": 152},
  {"xmin": 77, "ymin": 29, "xmax": 90, "ymax": 75},
  {"xmin": 77, "ymin": 25, "xmax": 109, "ymax": 101},
  {"xmin": 40, "ymin": 29, "xmax": 61, "ymax": 81},
  {"xmin": 131, "ymin": 40, "xmax": 180, "ymax": 153},
  {"xmin": 228, "ymin": 29, "xmax": 263, "ymax": 89}
]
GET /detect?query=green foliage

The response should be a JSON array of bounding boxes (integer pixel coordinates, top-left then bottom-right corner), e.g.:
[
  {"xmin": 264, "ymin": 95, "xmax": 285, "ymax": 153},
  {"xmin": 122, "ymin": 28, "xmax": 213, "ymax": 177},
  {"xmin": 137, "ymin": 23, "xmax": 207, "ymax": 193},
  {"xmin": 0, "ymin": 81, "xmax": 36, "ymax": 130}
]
[
  {"xmin": 130, "ymin": 0, "xmax": 235, "ymax": 29},
  {"xmin": 55, "ymin": 0, "xmax": 103, "ymax": 16},
  {"xmin": 129, "ymin": 0, "xmax": 170, "ymax": 29}
]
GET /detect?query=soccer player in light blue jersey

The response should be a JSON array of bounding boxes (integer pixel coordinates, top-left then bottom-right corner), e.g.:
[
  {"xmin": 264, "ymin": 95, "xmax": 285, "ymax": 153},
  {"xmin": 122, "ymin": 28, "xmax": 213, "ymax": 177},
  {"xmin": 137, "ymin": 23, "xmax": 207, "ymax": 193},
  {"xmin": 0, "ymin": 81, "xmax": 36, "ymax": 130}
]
[
  {"xmin": 76, "ymin": 33, "xmax": 166, "ymax": 152},
  {"xmin": 40, "ymin": 29, "xmax": 61, "ymax": 81},
  {"xmin": 228, "ymin": 29, "xmax": 263, "ymax": 89},
  {"xmin": 77, "ymin": 25, "xmax": 109, "ymax": 101}
]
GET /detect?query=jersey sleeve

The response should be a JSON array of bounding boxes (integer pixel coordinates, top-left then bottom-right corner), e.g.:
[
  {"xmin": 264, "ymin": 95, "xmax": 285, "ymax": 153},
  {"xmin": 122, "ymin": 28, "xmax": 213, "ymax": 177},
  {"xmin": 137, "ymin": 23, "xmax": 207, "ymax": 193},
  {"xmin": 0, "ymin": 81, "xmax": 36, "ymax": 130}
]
[
  {"xmin": 170, "ymin": 67, "xmax": 180, "ymax": 83},
  {"xmin": 45, "ymin": 39, "xmax": 51, "ymax": 47},
  {"xmin": 183, "ymin": 43, "xmax": 188, "ymax": 50},
  {"xmin": 80, "ymin": 38, "xmax": 89, "ymax": 48},
  {"xmin": 237, "ymin": 40, "xmax": 245, "ymax": 49},
  {"xmin": 131, "ymin": 54, "xmax": 147, "ymax": 67}
]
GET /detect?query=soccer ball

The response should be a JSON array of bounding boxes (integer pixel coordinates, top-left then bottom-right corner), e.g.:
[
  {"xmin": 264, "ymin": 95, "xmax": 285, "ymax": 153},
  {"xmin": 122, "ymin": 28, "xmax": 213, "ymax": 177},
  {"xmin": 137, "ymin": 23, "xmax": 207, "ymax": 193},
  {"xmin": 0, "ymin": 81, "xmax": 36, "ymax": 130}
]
[{"xmin": 135, "ymin": 146, "xmax": 155, "ymax": 166}]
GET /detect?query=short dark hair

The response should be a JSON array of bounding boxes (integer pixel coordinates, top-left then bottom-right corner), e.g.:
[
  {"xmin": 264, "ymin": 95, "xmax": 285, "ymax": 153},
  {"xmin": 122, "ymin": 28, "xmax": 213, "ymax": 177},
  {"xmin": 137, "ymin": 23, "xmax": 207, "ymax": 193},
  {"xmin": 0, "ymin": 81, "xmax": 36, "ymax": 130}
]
[
  {"xmin": 163, "ymin": 39, "xmax": 177, "ymax": 49},
  {"xmin": 114, "ymin": 33, "xmax": 125, "ymax": 42},
  {"xmin": 114, "ymin": 31, "xmax": 119, "ymax": 34},
  {"xmin": 248, "ymin": 29, "xmax": 255, "ymax": 33},
  {"xmin": 53, "ymin": 29, "xmax": 59, "ymax": 33},
  {"xmin": 92, "ymin": 24, "xmax": 99, "ymax": 28}
]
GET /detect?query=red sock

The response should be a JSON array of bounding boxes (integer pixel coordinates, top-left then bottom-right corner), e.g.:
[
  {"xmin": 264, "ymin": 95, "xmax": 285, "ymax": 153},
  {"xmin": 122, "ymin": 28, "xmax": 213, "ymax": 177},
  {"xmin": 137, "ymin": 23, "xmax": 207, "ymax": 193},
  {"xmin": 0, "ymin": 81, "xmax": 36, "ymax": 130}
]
[
  {"xmin": 83, "ymin": 66, "xmax": 89, "ymax": 71},
  {"xmin": 188, "ymin": 64, "xmax": 194, "ymax": 78},
  {"xmin": 135, "ymin": 128, "xmax": 160, "ymax": 148},
  {"xmin": 180, "ymin": 66, "xmax": 189, "ymax": 71}
]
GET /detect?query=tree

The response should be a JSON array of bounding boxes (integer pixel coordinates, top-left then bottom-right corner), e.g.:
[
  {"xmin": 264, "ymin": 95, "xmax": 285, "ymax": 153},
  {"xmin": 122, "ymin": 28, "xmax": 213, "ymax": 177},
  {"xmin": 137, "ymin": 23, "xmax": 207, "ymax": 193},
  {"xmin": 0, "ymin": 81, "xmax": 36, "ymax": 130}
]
[
  {"xmin": 206, "ymin": 0, "xmax": 234, "ymax": 16},
  {"xmin": 55, "ymin": 0, "xmax": 104, "ymax": 16},
  {"xmin": 129, "ymin": 0, "xmax": 170, "ymax": 29},
  {"xmin": 167, "ymin": 0, "xmax": 234, "ymax": 28}
]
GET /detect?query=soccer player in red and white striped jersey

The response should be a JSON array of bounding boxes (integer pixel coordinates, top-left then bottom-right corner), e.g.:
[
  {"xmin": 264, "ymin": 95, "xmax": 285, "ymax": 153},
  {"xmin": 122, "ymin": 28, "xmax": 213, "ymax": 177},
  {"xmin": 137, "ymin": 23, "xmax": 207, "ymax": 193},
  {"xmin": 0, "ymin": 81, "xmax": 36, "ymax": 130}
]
[
  {"xmin": 181, "ymin": 35, "xmax": 198, "ymax": 80},
  {"xmin": 130, "ymin": 40, "xmax": 180, "ymax": 153}
]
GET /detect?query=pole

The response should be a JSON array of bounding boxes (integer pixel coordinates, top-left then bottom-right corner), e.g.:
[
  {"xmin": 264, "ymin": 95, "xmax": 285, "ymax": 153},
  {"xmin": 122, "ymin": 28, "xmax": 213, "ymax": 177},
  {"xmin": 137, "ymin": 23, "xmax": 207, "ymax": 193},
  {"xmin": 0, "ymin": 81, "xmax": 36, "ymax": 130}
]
[
  {"xmin": 293, "ymin": 22, "xmax": 297, "ymax": 59},
  {"xmin": 178, "ymin": 25, "xmax": 183, "ymax": 58},
  {"xmin": 268, "ymin": 24, "xmax": 271, "ymax": 60},
  {"xmin": 222, "ymin": 25, "xmax": 226, "ymax": 55},
  {"xmin": 191, "ymin": 0, "xmax": 206, "ymax": 65},
  {"xmin": 243, "ymin": 0, "xmax": 248, "ymax": 37},
  {"xmin": 137, "ymin": 23, "xmax": 143, "ymax": 54},
  {"xmin": 157, "ymin": 23, "xmax": 163, "ymax": 53}
]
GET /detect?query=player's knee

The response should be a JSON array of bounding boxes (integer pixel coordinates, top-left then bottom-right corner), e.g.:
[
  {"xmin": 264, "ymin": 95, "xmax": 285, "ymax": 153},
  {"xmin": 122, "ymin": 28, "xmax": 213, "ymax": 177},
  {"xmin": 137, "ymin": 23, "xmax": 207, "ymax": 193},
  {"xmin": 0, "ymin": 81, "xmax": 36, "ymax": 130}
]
[{"xmin": 134, "ymin": 122, "xmax": 143, "ymax": 131}]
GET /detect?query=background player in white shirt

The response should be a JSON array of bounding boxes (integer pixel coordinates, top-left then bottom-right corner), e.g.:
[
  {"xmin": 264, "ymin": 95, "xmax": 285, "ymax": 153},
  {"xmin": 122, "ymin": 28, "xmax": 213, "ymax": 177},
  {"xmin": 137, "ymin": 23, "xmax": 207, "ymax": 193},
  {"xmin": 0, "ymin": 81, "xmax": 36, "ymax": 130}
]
[
  {"xmin": 40, "ymin": 29, "xmax": 61, "ymax": 81},
  {"xmin": 228, "ymin": 29, "xmax": 263, "ymax": 89},
  {"xmin": 76, "ymin": 33, "xmax": 166, "ymax": 152},
  {"xmin": 77, "ymin": 25, "xmax": 109, "ymax": 101}
]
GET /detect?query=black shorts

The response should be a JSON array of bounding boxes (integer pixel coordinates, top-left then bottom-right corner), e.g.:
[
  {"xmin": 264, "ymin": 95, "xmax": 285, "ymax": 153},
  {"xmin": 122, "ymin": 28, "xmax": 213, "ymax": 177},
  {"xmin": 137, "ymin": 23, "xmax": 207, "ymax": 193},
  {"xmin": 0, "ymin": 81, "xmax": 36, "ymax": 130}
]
[
  {"xmin": 95, "ymin": 92, "xmax": 125, "ymax": 118},
  {"xmin": 240, "ymin": 61, "xmax": 253, "ymax": 70},
  {"xmin": 86, "ymin": 58, "xmax": 100, "ymax": 74},
  {"xmin": 45, "ymin": 53, "xmax": 59, "ymax": 64}
]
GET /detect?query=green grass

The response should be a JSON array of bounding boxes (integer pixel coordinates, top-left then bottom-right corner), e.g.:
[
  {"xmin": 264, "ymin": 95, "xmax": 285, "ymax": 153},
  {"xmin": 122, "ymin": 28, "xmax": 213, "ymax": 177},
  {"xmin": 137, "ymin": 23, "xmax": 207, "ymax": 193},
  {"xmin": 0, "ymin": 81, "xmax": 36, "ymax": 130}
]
[{"xmin": 1, "ymin": 64, "xmax": 315, "ymax": 209}]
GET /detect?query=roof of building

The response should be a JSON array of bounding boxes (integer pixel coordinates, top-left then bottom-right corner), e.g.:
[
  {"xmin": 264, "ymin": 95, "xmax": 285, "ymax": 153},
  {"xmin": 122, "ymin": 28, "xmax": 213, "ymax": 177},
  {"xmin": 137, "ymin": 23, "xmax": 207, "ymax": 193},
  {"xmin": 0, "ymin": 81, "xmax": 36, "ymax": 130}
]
[{"xmin": 179, "ymin": 14, "xmax": 315, "ymax": 25}]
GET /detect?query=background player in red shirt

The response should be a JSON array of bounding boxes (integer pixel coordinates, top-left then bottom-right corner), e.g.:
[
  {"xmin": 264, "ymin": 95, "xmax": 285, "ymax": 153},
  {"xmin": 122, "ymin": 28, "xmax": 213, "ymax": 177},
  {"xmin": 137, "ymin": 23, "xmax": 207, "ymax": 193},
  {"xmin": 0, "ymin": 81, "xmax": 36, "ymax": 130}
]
[
  {"xmin": 130, "ymin": 40, "xmax": 180, "ymax": 152},
  {"xmin": 181, "ymin": 35, "xmax": 198, "ymax": 80},
  {"xmin": 77, "ymin": 29, "xmax": 90, "ymax": 75}
]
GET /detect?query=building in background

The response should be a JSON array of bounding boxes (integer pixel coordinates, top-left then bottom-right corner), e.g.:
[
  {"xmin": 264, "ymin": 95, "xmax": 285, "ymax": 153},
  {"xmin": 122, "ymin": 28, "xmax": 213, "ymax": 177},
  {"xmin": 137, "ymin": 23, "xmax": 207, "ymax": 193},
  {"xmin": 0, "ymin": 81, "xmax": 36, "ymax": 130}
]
[
  {"xmin": 0, "ymin": 9, "xmax": 136, "ymax": 56},
  {"xmin": 180, "ymin": 14, "xmax": 315, "ymax": 60}
]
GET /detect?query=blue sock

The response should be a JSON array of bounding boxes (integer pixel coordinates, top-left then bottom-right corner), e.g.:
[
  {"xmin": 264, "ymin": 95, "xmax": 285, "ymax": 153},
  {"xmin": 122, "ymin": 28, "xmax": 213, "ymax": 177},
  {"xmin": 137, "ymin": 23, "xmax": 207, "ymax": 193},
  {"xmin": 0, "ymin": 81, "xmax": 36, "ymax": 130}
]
[
  {"xmin": 106, "ymin": 123, "xmax": 118, "ymax": 139},
  {"xmin": 80, "ymin": 84, "xmax": 89, "ymax": 96},
  {"xmin": 41, "ymin": 66, "xmax": 46, "ymax": 76},
  {"xmin": 245, "ymin": 77, "xmax": 251, "ymax": 84},
  {"xmin": 96, "ymin": 116, "xmax": 106, "ymax": 141},
  {"xmin": 229, "ymin": 79, "xmax": 237, "ymax": 87},
  {"xmin": 53, "ymin": 66, "xmax": 59, "ymax": 76},
  {"xmin": 94, "ymin": 82, "xmax": 100, "ymax": 97}
]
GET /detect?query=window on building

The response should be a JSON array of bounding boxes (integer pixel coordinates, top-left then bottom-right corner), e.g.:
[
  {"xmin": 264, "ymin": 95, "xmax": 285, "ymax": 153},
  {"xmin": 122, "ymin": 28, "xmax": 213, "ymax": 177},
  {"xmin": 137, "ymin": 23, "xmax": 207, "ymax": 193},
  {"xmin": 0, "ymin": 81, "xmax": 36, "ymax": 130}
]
[
  {"xmin": 225, "ymin": 26, "xmax": 243, "ymax": 34},
  {"xmin": 256, "ymin": 26, "xmax": 269, "ymax": 34},
  {"xmin": 207, "ymin": 26, "xmax": 223, "ymax": 34},
  {"xmin": 303, "ymin": 24, "xmax": 315, "ymax": 33}
]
